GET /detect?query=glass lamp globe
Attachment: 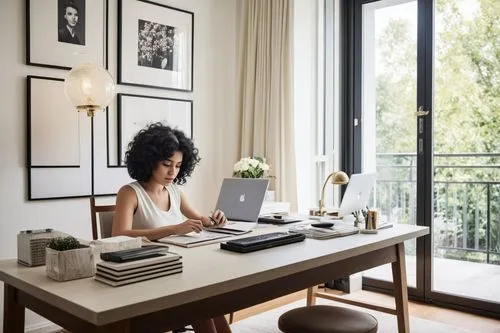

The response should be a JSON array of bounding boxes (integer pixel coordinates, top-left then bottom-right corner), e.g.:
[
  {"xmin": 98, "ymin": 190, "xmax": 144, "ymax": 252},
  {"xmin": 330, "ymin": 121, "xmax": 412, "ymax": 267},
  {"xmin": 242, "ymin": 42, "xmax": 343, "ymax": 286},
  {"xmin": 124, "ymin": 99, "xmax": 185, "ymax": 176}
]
[{"xmin": 64, "ymin": 63, "xmax": 116, "ymax": 117}]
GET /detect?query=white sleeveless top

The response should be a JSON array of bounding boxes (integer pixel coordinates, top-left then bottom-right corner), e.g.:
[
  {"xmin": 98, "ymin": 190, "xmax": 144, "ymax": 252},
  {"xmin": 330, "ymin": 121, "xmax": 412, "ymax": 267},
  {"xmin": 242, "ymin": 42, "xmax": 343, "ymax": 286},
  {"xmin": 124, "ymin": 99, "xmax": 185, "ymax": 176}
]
[{"xmin": 127, "ymin": 181, "xmax": 184, "ymax": 229}]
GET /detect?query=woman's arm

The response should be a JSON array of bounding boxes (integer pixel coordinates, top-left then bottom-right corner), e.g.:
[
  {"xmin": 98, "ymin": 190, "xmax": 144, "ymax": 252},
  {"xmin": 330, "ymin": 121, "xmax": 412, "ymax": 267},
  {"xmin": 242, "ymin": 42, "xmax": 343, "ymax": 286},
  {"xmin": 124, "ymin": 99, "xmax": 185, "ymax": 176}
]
[
  {"xmin": 112, "ymin": 185, "xmax": 202, "ymax": 240},
  {"xmin": 180, "ymin": 191, "xmax": 227, "ymax": 227}
]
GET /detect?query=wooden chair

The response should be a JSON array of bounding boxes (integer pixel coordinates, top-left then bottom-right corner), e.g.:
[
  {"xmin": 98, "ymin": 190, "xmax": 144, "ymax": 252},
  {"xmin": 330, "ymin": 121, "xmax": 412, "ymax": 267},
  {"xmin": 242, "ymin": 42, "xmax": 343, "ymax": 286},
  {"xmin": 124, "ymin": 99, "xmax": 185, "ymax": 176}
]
[{"xmin": 90, "ymin": 197, "xmax": 116, "ymax": 240}]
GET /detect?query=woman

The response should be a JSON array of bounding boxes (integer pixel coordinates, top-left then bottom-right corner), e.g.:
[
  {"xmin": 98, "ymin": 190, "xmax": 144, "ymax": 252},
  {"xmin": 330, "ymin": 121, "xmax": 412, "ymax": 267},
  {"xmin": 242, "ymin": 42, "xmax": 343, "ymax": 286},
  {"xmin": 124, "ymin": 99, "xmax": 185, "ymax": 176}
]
[{"xmin": 112, "ymin": 123, "xmax": 231, "ymax": 333}]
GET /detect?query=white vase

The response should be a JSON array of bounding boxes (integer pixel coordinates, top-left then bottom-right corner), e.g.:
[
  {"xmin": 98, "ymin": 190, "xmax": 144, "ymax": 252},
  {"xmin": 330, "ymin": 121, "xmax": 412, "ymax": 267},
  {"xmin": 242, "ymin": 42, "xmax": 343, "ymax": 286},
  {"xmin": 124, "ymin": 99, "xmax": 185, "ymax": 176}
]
[{"xmin": 264, "ymin": 190, "xmax": 276, "ymax": 202}]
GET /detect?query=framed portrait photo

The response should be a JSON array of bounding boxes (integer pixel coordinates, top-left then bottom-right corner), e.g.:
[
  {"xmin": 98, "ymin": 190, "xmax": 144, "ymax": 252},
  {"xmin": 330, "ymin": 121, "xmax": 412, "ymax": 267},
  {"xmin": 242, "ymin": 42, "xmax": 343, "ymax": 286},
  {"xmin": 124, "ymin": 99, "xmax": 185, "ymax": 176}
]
[
  {"xmin": 118, "ymin": 0, "xmax": 194, "ymax": 91},
  {"xmin": 26, "ymin": 0, "xmax": 107, "ymax": 69},
  {"xmin": 117, "ymin": 93, "xmax": 193, "ymax": 165}
]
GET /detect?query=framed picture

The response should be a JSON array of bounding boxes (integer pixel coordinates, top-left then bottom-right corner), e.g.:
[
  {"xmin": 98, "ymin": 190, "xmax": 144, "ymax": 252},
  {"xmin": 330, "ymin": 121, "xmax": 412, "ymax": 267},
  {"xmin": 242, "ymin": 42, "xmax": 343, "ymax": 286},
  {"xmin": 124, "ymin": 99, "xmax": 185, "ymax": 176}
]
[
  {"xmin": 27, "ymin": 76, "xmax": 92, "ymax": 200},
  {"xmin": 118, "ymin": 0, "xmax": 194, "ymax": 91},
  {"xmin": 26, "ymin": 0, "xmax": 107, "ymax": 70},
  {"xmin": 117, "ymin": 94, "xmax": 193, "ymax": 165},
  {"xmin": 92, "ymin": 108, "xmax": 132, "ymax": 196}
]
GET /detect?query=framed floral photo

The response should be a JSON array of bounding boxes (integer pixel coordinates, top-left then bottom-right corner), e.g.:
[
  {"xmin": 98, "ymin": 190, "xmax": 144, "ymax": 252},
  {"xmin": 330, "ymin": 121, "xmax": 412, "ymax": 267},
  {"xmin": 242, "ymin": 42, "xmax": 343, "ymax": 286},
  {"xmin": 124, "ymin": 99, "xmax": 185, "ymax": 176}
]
[
  {"xmin": 118, "ymin": 0, "xmax": 194, "ymax": 91},
  {"xmin": 117, "ymin": 93, "xmax": 193, "ymax": 165},
  {"xmin": 26, "ymin": 0, "xmax": 106, "ymax": 70}
]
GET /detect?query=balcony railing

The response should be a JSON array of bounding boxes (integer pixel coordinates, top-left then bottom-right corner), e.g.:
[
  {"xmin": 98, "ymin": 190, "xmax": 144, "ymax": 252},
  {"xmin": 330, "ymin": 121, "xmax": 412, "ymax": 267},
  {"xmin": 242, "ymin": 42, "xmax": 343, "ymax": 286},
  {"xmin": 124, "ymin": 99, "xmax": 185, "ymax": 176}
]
[{"xmin": 373, "ymin": 152, "xmax": 500, "ymax": 265}]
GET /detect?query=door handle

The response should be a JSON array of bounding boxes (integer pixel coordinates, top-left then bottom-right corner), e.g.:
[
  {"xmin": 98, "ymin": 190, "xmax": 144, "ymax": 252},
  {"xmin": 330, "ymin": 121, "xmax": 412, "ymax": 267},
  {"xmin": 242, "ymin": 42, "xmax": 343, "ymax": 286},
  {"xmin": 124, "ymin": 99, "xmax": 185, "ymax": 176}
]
[{"xmin": 415, "ymin": 106, "xmax": 430, "ymax": 117}]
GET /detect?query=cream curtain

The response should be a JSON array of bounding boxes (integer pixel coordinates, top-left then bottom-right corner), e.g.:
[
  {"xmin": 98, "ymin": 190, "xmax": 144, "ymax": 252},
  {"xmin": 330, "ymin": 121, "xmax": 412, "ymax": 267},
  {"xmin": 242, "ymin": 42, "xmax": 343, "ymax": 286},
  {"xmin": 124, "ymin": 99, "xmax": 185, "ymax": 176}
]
[{"xmin": 238, "ymin": 0, "xmax": 297, "ymax": 210}]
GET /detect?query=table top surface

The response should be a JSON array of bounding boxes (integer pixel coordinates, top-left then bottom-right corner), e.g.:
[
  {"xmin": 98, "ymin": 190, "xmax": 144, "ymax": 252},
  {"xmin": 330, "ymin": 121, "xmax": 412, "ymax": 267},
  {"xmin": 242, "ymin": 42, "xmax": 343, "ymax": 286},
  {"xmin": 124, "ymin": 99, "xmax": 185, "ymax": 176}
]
[{"xmin": 0, "ymin": 224, "xmax": 428, "ymax": 325}]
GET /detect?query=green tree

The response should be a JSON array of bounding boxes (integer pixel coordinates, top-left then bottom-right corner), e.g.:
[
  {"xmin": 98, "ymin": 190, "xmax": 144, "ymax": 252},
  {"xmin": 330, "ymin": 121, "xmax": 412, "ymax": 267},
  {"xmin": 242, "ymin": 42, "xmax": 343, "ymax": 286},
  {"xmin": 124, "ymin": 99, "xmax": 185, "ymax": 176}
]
[{"xmin": 375, "ymin": 0, "xmax": 499, "ymax": 262}]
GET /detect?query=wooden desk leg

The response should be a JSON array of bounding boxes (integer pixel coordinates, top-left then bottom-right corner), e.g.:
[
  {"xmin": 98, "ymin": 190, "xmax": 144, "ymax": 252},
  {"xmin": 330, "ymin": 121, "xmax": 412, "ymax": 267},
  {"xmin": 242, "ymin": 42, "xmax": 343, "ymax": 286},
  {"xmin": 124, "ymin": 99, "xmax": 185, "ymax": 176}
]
[
  {"xmin": 306, "ymin": 285, "xmax": 318, "ymax": 306},
  {"xmin": 392, "ymin": 242, "xmax": 410, "ymax": 333},
  {"xmin": 3, "ymin": 284, "xmax": 25, "ymax": 333}
]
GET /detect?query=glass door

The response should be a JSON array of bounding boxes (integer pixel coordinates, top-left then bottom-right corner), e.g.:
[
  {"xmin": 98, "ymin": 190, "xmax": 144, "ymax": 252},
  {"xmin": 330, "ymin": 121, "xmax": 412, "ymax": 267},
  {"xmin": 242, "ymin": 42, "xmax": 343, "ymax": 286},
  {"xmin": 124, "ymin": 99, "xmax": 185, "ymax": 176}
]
[
  {"xmin": 354, "ymin": 0, "xmax": 420, "ymax": 290},
  {"xmin": 431, "ymin": 0, "xmax": 500, "ymax": 311},
  {"xmin": 346, "ymin": 0, "xmax": 500, "ymax": 316}
]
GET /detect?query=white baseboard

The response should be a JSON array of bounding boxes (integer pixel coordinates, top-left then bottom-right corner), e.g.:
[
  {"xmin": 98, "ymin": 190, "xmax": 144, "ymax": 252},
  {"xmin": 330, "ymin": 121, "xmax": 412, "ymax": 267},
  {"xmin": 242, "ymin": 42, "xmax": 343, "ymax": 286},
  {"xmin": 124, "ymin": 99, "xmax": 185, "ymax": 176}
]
[{"xmin": 25, "ymin": 321, "xmax": 61, "ymax": 333}]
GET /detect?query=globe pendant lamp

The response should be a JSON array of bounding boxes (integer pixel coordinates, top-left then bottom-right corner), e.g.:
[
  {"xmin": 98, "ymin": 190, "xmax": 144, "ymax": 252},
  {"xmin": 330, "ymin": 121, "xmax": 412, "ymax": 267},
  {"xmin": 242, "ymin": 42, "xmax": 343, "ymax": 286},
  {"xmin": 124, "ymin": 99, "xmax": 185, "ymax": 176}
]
[{"xmin": 64, "ymin": 63, "xmax": 116, "ymax": 117}]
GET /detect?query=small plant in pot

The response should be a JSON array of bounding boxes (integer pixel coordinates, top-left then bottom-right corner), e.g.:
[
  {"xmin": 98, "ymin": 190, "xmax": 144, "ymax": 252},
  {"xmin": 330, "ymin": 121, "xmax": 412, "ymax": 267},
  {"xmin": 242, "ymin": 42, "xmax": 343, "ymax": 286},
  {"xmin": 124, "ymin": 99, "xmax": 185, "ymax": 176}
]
[
  {"xmin": 46, "ymin": 236, "xmax": 94, "ymax": 281},
  {"xmin": 233, "ymin": 156, "xmax": 276, "ymax": 201}
]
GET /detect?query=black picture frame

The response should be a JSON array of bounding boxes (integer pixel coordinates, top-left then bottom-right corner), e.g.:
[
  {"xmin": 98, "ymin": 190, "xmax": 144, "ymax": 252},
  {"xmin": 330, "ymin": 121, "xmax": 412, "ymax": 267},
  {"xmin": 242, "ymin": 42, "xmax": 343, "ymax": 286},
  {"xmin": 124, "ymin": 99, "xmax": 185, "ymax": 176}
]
[
  {"xmin": 27, "ymin": 75, "xmax": 93, "ymax": 200},
  {"xmin": 118, "ymin": 0, "xmax": 194, "ymax": 91},
  {"xmin": 117, "ymin": 93, "xmax": 193, "ymax": 165},
  {"xmin": 26, "ymin": 0, "xmax": 107, "ymax": 70}
]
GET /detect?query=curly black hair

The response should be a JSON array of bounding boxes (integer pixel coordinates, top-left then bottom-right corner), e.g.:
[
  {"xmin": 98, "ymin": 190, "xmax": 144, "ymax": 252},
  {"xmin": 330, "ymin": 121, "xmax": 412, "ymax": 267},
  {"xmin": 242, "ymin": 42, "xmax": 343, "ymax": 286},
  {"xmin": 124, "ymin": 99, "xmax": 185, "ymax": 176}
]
[{"xmin": 125, "ymin": 123, "xmax": 200, "ymax": 185}]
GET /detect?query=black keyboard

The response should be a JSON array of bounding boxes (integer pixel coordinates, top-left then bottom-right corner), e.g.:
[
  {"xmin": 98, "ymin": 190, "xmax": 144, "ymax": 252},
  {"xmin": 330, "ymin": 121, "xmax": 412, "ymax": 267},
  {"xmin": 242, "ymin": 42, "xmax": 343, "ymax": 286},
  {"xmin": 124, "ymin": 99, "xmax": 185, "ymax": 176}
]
[{"xmin": 221, "ymin": 232, "xmax": 305, "ymax": 253}]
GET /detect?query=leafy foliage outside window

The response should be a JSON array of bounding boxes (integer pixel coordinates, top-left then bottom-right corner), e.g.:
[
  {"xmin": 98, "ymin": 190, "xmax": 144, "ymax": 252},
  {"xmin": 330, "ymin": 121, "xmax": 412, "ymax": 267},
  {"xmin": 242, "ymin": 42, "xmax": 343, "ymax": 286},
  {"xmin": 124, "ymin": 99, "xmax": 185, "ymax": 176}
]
[{"xmin": 374, "ymin": 0, "xmax": 499, "ymax": 264}]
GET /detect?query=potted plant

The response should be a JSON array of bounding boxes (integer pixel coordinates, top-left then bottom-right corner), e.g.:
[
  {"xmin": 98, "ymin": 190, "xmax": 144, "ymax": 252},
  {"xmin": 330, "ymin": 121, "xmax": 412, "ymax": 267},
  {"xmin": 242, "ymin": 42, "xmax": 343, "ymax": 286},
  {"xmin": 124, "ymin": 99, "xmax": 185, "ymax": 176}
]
[
  {"xmin": 232, "ymin": 156, "xmax": 270, "ymax": 179},
  {"xmin": 233, "ymin": 156, "xmax": 275, "ymax": 201},
  {"xmin": 46, "ymin": 236, "xmax": 94, "ymax": 281}
]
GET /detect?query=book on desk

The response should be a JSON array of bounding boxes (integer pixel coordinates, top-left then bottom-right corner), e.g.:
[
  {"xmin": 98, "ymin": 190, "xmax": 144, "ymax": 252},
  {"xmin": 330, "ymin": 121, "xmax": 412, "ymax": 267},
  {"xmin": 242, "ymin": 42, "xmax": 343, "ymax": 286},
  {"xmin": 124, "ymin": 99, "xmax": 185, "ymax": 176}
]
[
  {"xmin": 288, "ymin": 222, "xmax": 359, "ymax": 239},
  {"xmin": 95, "ymin": 252, "xmax": 182, "ymax": 286},
  {"xmin": 157, "ymin": 230, "xmax": 231, "ymax": 248}
]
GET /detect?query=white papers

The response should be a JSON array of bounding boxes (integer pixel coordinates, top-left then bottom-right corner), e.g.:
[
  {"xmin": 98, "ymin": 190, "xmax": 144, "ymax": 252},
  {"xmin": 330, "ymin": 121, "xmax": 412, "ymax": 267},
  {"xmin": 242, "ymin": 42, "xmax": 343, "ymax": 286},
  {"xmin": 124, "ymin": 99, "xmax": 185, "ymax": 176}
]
[
  {"xmin": 289, "ymin": 224, "xmax": 359, "ymax": 239},
  {"xmin": 157, "ymin": 231, "xmax": 230, "ymax": 247},
  {"xmin": 205, "ymin": 221, "xmax": 256, "ymax": 235},
  {"xmin": 90, "ymin": 236, "xmax": 143, "ymax": 262}
]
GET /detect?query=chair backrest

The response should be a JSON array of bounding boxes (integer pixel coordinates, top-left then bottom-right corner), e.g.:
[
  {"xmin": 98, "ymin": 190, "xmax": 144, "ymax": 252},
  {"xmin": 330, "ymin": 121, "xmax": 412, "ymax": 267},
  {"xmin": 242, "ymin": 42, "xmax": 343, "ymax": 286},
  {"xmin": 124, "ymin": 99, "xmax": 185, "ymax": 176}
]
[{"xmin": 90, "ymin": 197, "xmax": 116, "ymax": 240}]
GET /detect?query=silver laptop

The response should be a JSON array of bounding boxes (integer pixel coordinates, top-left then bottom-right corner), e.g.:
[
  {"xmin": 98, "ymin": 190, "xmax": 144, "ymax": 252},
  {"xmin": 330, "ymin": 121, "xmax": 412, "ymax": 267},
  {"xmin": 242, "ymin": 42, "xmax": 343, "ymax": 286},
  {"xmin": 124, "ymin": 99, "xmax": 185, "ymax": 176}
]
[
  {"xmin": 207, "ymin": 178, "xmax": 269, "ymax": 235},
  {"xmin": 338, "ymin": 173, "xmax": 377, "ymax": 217}
]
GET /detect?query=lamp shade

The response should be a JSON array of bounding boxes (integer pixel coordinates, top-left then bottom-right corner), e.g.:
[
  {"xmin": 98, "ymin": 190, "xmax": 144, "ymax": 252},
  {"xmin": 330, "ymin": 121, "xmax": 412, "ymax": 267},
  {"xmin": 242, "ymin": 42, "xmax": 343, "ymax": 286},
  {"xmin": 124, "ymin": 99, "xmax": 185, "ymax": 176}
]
[
  {"xmin": 330, "ymin": 171, "xmax": 349, "ymax": 185},
  {"xmin": 64, "ymin": 63, "xmax": 116, "ymax": 117}
]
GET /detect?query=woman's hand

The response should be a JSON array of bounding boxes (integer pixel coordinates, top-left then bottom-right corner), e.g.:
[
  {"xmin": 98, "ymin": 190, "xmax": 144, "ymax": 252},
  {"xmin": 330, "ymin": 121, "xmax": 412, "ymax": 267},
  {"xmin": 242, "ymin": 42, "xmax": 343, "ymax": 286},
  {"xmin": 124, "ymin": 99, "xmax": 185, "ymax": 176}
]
[
  {"xmin": 174, "ymin": 219, "xmax": 204, "ymax": 235},
  {"xmin": 202, "ymin": 209, "xmax": 227, "ymax": 228}
]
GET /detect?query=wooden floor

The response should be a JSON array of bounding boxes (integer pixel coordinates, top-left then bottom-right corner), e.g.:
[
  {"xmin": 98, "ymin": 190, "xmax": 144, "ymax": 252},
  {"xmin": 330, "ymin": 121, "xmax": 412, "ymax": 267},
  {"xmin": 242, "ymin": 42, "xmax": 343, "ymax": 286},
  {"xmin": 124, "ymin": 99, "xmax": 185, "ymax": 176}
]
[
  {"xmin": 231, "ymin": 288, "xmax": 500, "ymax": 333},
  {"xmin": 364, "ymin": 255, "xmax": 500, "ymax": 302}
]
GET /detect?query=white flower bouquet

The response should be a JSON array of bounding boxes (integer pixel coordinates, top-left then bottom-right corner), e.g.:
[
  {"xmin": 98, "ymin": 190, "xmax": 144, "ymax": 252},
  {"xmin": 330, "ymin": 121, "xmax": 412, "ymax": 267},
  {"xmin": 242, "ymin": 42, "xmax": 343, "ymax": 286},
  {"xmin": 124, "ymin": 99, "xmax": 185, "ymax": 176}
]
[{"xmin": 233, "ymin": 156, "xmax": 270, "ymax": 179}]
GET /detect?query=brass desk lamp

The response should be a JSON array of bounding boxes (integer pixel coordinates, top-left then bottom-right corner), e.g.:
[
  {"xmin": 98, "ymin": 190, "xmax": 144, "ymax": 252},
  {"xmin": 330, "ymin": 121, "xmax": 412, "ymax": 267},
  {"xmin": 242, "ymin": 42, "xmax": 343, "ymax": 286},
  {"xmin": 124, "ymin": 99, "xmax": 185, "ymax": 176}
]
[{"xmin": 310, "ymin": 171, "xmax": 349, "ymax": 216}]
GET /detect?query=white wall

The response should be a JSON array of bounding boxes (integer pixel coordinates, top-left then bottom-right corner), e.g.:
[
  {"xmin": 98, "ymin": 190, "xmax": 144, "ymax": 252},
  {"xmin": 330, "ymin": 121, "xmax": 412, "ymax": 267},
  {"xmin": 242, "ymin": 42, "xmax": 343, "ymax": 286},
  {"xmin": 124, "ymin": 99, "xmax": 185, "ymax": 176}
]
[{"xmin": 0, "ymin": 0, "xmax": 239, "ymax": 331}]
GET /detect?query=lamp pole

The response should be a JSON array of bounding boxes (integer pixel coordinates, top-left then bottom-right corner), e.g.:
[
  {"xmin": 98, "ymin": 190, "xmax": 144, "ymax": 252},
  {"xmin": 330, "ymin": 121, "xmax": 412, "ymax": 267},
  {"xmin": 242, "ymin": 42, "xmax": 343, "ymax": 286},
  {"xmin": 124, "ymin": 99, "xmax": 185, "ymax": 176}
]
[
  {"xmin": 64, "ymin": 63, "xmax": 116, "ymax": 198},
  {"xmin": 311, "ymin": 171, "xmax": 349, "ymax": 216}
]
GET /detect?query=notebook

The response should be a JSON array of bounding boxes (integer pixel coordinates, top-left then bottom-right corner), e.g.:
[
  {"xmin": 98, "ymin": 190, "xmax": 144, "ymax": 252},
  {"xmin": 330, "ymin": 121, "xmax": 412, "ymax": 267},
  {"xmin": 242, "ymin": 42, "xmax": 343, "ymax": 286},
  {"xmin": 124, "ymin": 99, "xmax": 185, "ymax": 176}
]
[
  {"xmin": 257, "ymin": 215, "xmax": 303, "ymax": 225},
  {"xmin": 97, "ymin": 261, "xmax": 183, "ymax": 280},
  {"xmin": 289, "ymin": 224, "xmax": 359, "ymax": 239},
  {"xmin": 97, "ymin": 252, "xmax": 181, "ymax": 271},
  {"xmin": 95, "ymin": 268, "xmax": 183, "ymax": 287},
  {"xmin": 97, "ymin": 260, "xmax": 181, "ymax": 277},
  {"xmin": 157, "ymin": 230, "xmax": 230, "ymax": 248},
  {"xmin": 206, "ymin": 178, "xmax": 269, "ymax": 235}
]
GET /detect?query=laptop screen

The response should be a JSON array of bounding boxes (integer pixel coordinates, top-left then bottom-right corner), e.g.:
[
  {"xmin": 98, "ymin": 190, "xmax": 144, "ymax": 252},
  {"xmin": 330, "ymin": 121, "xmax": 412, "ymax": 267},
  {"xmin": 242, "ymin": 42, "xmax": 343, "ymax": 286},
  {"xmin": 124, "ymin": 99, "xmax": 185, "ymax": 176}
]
[
  {"xmin": 215, "ymin": 178, "xmax": 269, "ymax": 222},
  {"xmin": 338, "ymin": 173, "xmax": 376, "ymax": 217}
]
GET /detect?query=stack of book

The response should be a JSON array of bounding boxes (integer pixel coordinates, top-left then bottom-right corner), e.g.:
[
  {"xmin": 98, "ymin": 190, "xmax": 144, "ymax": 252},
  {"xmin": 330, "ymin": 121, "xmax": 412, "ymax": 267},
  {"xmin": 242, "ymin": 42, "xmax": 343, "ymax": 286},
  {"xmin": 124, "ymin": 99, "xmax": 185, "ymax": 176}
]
[{"xmin": 95, "ymin": 249, "xmax": 182, "ymax": 287}]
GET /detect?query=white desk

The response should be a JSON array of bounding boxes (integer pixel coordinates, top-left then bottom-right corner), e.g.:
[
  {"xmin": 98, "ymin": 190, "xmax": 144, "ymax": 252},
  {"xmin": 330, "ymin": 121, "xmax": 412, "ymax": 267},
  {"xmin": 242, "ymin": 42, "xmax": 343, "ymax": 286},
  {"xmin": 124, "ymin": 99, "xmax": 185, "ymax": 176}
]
[{"xmin": 1, "ymin": 224, "xmax": 428, "ymax": 333}]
